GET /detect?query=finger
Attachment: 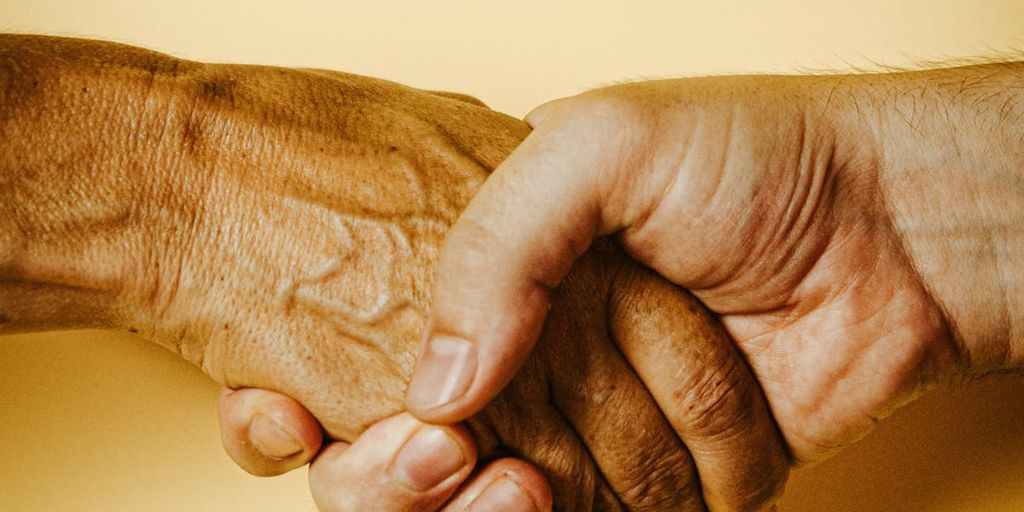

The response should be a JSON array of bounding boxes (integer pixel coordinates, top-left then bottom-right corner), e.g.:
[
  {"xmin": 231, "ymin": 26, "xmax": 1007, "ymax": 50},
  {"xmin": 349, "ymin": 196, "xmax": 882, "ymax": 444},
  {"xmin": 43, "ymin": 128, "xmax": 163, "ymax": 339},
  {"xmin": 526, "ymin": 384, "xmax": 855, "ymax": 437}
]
[
  {"xmin": 218, "ymin": 387, "xmax": 324, "ymax": 477},
  {"xmin": 308, "ymin": 412, "xmax": 477, "ymax": 512},
  {"xmin": 469, "ymin": 350, "xmax": 625, "ymax": 511},
  {"xmin": 540, "ymin": 252, "xmax": 707, "ymax": 511},
  {"xmin": 407, "ymin": 97, "xmax": 641, "ymax": 422},
  {"xmin": 610, "ymin": 265, "xmax": 791, "ymax": 511},
  {"xmin": 441, "ymin": 458, "xmax": 552, "ymax": 512}
]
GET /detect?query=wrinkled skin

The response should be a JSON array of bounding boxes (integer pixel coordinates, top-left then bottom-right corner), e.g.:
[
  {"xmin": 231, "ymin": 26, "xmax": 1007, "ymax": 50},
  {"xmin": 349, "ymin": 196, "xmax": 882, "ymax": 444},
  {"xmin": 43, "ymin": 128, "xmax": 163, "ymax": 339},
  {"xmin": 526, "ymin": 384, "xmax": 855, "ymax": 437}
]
[
  {"xmin": 415, "ymin": 66, "xmax": 1024, "ymax": 479},
  {"xmin": 7, "ymin": 35, "xmax": 1024, "ymax": 511},
  {"xmin": 0, "ymin": 38, "xmax": 790, "ymax": 510},
  {"xmin": 130, "ymin": 64, "xmax": 788, "ymax": 509},
  {"xmin": 0, "ymin": 36, "xmax": 791, "ymax": 509}
]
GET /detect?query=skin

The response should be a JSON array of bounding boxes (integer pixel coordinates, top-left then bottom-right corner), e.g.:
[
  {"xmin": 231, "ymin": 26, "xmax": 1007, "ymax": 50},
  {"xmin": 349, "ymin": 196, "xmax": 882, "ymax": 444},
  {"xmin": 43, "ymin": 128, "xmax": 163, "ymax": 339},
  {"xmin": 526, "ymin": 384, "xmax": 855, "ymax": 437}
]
[
  {"xmin": 408, "ymin": 58, "xmax": 1024, "ymax": 478},
  {"xmin": 217, "ymin": 390, "xmax": 554, "ymax": 512},
  {"xmin": 0, "ymin": 35, "xmax": 789, "ymax": 511}
]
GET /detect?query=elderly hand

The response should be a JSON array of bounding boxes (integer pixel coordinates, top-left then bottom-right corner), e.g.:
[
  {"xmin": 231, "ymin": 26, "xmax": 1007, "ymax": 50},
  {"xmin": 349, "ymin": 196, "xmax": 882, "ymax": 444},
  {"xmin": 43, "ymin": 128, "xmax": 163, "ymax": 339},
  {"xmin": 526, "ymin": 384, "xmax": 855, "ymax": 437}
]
[
  {"xmin": 219, "ymin": 388, "xmax": 553, "ymax": 511},
  {"xmin": 409, "ymin": 63, "xmax": 1024, "ymax": 480},
  {"xmin": 1, "ymin": 35, "xmax": 787, "ymax": 510}
]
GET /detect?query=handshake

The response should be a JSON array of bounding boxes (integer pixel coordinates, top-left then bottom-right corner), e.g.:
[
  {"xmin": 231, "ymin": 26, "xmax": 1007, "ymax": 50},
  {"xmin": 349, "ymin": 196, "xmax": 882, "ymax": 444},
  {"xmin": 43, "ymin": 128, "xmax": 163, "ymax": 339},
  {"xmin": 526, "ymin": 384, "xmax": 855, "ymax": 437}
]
[{"xmin": 3, "ymin": 35, "xmax": 1023, "ymax": 511}]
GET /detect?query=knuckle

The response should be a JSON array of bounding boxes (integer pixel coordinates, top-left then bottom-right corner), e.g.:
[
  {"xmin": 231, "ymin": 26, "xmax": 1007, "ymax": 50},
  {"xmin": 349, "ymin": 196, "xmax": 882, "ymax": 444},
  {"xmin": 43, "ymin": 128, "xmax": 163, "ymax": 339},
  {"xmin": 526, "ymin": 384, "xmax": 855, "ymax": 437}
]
[
  {"xmin": 614, "ymin": 447, "xmax": 704, "ymax": 511},
  {"xmin": 446, "ymin": 213, "xmax": 504, "ymax": 262},
  {"xmin": 707, "ymin": 462, "xmax": 788, "ymax": 512},
  {"xmin": 731, "ymin": 480, "xmax": 786, "ymax": 512},
  {"xmin": 591, "ymin": 482, "xmax": 627, "ymax": 512},
  {"xmin": 507, "ymin": 430, "xmax": 601, "ymax": 511},
  {"xmin": 669, "ymin": 359, "xmax": 790, "ymax": 511},
  {"xmin": 674, "ymin": 356, "xmax": 756, "ymax": 438},
  {"xmin": 571, "ymin": 88, "xmax": 648, "ymax": 127},
  {"xmin": 528, "ymin": 87, "xmax": 651, "ymax": 152}
]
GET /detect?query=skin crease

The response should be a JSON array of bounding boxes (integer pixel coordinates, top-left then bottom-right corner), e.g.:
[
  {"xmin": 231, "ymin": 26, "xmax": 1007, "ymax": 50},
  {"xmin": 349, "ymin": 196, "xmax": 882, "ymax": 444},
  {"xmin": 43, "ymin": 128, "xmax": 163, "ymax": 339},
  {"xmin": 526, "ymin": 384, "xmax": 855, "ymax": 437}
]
[
  {"xmin": 412, "ymin": 62, "xmax": 1024, "ymax": 471},
  {"xmin": 586, "ymin": 71, "xmax": 1024, "ymax": 458},
  {"xmin": 0, "ymin": 35, "xmax": 790, "ymax": 511}
]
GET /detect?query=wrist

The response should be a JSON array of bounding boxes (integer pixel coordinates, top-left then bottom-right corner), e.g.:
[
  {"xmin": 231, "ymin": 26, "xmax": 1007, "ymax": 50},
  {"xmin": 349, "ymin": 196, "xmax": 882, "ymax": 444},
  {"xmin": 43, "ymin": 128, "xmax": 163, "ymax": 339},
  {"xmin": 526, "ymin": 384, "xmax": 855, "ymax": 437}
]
[
  {"xmin": 0, "ymin": 35, "xmax": 198, "ymax": 333},
  {"xmin": 856, "ymin": 63, "xmax": 1024, "ymax": 372}
]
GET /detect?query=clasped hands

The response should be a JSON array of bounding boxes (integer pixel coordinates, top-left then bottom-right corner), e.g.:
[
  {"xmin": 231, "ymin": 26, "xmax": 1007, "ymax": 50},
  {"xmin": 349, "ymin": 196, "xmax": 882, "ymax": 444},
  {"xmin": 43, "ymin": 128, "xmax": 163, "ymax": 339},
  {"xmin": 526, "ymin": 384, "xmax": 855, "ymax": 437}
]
[
  {"xmin": 126, "ymin": 54, "xmax": 1021, "ymax": 510},
  {"xmin": 167, "ymin": 66, "xmax": 790, "ymax": 511},
  {"xmin": 6, "ymin": 36, "xmax": 1022, "ymax": 512},
  {"xmin": 202, "ymin": 67, "xmax": 988, "ymax": 510}
]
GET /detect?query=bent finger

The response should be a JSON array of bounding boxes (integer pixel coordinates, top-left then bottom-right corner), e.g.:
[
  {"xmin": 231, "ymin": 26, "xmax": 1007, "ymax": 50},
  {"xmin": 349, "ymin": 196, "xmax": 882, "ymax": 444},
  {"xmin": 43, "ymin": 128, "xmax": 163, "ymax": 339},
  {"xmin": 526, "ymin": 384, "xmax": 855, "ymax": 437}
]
[
  {"xmin": 610, "ymin": 266, "xmax": 791, "ymax": 510},
  {"xmin": 218, "ymin": 387, "xmax": 323, "ymax": 477},
  {"xmin": 537, "ymin": 251, "xmax": 706, "ymax": 510},
  {"xmin": 407, "ymin": 97, "xmax": 643, "ymax": 423},
  {"xmin": 308, "ymin": 413, "xmax": 477, "ymax": 511}
]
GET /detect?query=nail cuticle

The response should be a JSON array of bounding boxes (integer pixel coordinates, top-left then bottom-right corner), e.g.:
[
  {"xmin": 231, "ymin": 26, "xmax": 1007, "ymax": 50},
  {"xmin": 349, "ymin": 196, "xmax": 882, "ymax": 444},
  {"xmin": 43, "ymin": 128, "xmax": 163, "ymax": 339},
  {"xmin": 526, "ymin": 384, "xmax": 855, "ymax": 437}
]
[
  {"xmin": 248, "ymin": 414, "xmax": 303, "ymax": 460},
  {"xmin": 392, "ymin": 427, "xmax": 467, "ymax": 491},
  {"xmin": 407, "ymin": 335, "xmax": 478, "ymax": 410}
]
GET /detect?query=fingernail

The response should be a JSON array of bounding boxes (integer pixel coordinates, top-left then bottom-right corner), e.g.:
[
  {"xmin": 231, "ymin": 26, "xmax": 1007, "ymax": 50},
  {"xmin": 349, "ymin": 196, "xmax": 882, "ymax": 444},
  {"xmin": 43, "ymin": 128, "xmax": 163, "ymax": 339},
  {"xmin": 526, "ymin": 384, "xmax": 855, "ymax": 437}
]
[
  {"xmin": 248, "ymin": 414, "xmax": 303, "ymax": 460},
  {"xmin": 406, "ymin": 336, "xmax": 476, "ymax": 410},
  {"xmin": 470, "ymin": 477, "xmax": 537, "ymax": 512},
  {"xmin": 393, "ymin": 427, "xmax": 466, "ymax": 491}
]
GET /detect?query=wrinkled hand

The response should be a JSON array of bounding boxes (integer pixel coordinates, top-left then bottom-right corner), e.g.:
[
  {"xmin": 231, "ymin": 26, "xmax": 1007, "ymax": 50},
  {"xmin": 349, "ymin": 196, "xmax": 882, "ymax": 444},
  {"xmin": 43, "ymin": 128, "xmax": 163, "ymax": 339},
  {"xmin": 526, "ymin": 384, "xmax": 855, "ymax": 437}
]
[
  {"xmin": 410, "ymin": 70, "xmax": 1024, "ymax": 472},
  {"xmin": 6, "ymin": 36, "xmax": 1021, "ymax": 511},
  {"xmin": 116, "ymin": 64, "xmax": 786, "ymax": 509}
]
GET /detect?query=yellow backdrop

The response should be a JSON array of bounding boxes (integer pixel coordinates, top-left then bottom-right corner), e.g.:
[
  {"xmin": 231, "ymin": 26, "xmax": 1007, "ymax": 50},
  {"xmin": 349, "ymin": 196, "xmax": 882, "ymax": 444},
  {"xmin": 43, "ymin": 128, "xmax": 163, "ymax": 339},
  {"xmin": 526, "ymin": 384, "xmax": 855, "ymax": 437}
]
[{"xmin": 2, "ymin": 1, "xmax": 1023, "ymax": 510}]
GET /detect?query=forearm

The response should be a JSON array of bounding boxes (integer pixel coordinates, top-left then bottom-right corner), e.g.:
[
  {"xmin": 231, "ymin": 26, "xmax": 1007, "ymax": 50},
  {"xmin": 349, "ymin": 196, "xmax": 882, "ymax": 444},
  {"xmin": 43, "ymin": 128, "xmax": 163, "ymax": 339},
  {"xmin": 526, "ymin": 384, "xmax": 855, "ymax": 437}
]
[
  {"xmin": 0, "ymin": 35, "xmax": 531, "ymax": 413},
  {"xmin": 0, "ymin": 35, "xmax": 202, "ymax": 333},
  {"xmin": 830, "ymin": 62, "xmax": 1024, "ymax": 371}
]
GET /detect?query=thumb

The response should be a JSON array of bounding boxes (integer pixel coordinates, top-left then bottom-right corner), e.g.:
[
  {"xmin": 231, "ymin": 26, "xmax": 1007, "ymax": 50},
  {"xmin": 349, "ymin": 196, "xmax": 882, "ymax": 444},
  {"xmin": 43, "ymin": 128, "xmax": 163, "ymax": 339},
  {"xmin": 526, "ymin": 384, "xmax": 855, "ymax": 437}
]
[{"xmin": 406, "ymin": 98, "xmax": 625, "ymax": 422}]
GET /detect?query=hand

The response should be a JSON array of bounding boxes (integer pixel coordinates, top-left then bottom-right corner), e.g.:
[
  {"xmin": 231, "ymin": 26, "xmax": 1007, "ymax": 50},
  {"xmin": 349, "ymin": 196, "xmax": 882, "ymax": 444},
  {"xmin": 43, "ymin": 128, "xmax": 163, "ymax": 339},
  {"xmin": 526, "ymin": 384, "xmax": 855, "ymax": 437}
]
[
  {"xmin": 148, "ymin": 72, "xmax": 789, "ymax": 509},
  {"xmin": 410, "ymin": 66, "xmax": 1024, "ymax": 466},
  {"xmin": 218, "ymin": 388, "xmax": 552, "ymax": 511},
  {"xmin": 0, "ymin": 37, "xmax": 786, "ymax": 509},
  {"xmin": 214, "ymin": 244, "xmax": 788, "ymax": 511}
]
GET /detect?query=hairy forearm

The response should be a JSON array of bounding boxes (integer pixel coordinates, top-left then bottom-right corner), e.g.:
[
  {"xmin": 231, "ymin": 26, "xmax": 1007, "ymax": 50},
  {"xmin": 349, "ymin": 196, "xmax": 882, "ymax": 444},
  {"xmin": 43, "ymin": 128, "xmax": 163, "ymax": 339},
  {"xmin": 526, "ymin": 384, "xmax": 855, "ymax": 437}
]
[{"xmin": 825, "ymin": 62, "xmax": 1024, "ymax": 371}]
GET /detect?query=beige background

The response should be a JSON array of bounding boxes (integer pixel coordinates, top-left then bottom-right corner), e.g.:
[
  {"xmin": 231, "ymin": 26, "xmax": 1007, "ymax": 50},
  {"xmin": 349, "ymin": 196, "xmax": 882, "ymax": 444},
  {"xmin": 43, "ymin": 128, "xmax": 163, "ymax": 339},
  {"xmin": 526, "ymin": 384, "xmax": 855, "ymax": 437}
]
[{"xmin": 2, "ymin": 0, "xmax": 1024, "ymax": 510}]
